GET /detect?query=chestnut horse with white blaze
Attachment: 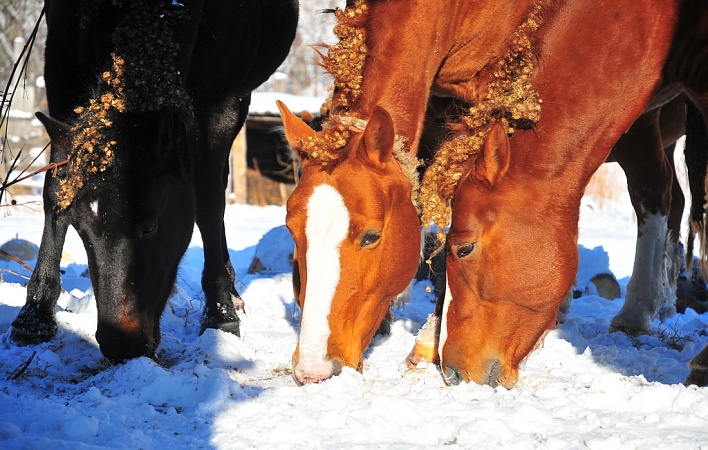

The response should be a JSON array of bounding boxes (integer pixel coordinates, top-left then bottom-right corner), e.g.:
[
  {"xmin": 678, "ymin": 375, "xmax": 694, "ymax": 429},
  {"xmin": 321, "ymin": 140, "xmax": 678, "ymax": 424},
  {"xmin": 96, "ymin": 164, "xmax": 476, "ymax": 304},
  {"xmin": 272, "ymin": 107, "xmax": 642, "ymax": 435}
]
[
  {"xmin": 280, "ymin": 102, "xmax": 421, "ymax": 384},
  {"xmin": 280, "ymin": 0, "xmax": 708, "ymax": 386}
]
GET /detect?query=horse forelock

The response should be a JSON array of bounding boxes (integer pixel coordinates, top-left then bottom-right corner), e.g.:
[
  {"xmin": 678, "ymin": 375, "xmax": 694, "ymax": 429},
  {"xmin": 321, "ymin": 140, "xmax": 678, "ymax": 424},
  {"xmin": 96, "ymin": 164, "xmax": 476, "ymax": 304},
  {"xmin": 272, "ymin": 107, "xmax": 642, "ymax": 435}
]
[{"xmin": 419, "ymin": 0, "xmax": 545, "ymax": 243}]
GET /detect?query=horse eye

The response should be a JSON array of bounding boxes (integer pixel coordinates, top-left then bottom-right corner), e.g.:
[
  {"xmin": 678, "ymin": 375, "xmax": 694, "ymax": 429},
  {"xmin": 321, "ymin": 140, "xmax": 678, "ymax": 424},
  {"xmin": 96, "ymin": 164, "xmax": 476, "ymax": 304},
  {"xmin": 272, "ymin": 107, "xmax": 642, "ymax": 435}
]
[
  {"xmin": 455, "ymin": 243, "xmax": 476, "ymax": 259},
  {"xmin": 140, "ymin": 221, "xmax": 158, "ymax": 238},
  {"xmin": 360, "ymin": 231, "xmax": 381, "ymax": 248}
]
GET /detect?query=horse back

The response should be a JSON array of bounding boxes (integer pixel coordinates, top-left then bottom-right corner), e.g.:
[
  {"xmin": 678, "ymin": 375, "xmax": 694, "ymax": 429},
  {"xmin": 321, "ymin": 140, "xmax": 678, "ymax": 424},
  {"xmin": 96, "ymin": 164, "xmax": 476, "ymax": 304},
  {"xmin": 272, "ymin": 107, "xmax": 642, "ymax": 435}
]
[
  {"xmin": 188, "ymin": 0, "xmax": 298, "ymax": 100},
  {"xmin": 43, "ymin": 0, "xmax": 298, "ymax": 110}
]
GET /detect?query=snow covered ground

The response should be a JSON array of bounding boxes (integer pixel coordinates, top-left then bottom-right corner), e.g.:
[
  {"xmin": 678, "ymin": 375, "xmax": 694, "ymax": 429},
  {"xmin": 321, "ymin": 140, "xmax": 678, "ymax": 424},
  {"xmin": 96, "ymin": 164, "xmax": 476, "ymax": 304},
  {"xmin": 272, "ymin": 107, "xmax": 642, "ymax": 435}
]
[{"xmin": 0, "ymin": 189, "xmax": 707, "ymax": 449}]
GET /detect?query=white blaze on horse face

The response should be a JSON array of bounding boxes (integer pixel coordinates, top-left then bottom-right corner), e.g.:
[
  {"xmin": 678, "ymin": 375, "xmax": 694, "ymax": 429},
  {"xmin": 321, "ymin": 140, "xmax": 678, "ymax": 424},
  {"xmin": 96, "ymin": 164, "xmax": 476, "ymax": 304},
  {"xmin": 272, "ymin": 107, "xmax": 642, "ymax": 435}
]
[
  {"xmin": 297, "ymin": 184, "xmax": 350, "ymax": 372},
  {"xmin": 90, "ymin": 200, "xmax": 99, "ymax": 216},
  {"xmin": 438, "ymin": 279, "xmax": 453, "ymax": 363}
]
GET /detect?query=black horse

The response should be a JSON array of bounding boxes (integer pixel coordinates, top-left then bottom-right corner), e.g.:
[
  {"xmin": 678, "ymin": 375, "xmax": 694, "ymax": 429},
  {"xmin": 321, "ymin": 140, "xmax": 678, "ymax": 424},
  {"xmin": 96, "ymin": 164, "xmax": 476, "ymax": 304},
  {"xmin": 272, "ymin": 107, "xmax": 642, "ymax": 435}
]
[{"xmin": 11, "ymin": 0, "xmax": 298, "ymax": 363}]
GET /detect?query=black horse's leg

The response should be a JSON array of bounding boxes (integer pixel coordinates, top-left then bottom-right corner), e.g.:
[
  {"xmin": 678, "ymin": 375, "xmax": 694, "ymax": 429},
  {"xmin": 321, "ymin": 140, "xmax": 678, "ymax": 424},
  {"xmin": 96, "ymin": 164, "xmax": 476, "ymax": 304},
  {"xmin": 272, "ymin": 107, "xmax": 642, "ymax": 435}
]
[
  {"xmin": 11, "ymin": 173, "xmax": 71, "ymax": 344},
  {"xmin": 195, "ymin": 94, "xmax": 249, "ymax": 336}
]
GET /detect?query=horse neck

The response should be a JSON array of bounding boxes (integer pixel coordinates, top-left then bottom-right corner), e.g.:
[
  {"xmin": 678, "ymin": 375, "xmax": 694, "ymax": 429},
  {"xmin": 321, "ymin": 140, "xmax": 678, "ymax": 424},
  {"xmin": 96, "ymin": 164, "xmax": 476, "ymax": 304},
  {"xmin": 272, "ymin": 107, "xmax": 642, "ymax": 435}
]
[
  {"xmin": 347, "ymin": 0, "xmax": 537, "ymax": 155},
  {"xmin": 509, "ymin": 0, "xmax": 679, "ymax": 201}
]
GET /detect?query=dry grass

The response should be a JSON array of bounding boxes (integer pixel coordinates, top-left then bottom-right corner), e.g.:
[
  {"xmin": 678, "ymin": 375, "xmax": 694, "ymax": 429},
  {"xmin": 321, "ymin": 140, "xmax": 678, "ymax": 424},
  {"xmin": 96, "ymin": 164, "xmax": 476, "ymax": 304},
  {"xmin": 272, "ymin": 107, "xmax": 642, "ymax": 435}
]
[{"xmin": 583, "ymin": 162, "xmax": 627, "ymax": 209}]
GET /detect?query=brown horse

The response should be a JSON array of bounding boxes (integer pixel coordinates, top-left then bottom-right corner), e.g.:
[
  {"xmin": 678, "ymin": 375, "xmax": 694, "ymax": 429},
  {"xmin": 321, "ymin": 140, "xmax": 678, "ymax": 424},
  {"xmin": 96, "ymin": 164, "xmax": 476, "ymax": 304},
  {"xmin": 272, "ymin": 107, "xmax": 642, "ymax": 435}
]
[
  {"xmin": 279, "ymin": 0, "xmax": 708, "ymax": 386},
  {"xmin": 435, "ymin": 1, "xmax": 708, "ymax": 387},
  {"xmin": 407, "ymin": 93, "xmax": 693, "ymax": 373}
]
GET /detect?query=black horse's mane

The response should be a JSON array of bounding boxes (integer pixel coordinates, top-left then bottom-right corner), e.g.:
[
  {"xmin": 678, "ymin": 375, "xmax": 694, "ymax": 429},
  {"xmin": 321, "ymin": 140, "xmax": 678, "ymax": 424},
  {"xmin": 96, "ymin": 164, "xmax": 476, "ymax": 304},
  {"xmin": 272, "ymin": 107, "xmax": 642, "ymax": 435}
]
[
  {"xmin": 56, "ymin": 0, "xmax": 196, "ymax": 208},
  {"xmin": 75, "ymin": 0, "xmax": 191, "ymax": 113}
]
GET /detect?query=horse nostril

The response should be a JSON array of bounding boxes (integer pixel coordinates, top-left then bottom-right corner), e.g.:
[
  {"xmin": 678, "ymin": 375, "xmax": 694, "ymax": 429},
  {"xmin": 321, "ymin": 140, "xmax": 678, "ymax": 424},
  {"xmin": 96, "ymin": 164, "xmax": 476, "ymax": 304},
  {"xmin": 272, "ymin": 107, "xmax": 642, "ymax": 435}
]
[
  {"xmin": 486, "ymin": 359, "xmax": 502, "ymax": 388},
  {"xmin": 331, "ymin": 358, "xmax": 343, "ymax": 377},
  {"xmin": 442, "ymin": 364, "xmax": 462, "ymax": 386},
  {"xmin": 292, "ymin": 357, "xmax": 340, "ymax": 385}
]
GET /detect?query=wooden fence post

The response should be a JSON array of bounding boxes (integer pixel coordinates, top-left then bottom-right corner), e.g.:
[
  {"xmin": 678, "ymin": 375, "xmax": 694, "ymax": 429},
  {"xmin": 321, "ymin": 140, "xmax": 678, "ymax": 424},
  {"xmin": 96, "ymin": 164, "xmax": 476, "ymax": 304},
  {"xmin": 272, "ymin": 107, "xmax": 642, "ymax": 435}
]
[{"xmin": 228, "ymin": 128, "xmax": 247, "ymax": 204}]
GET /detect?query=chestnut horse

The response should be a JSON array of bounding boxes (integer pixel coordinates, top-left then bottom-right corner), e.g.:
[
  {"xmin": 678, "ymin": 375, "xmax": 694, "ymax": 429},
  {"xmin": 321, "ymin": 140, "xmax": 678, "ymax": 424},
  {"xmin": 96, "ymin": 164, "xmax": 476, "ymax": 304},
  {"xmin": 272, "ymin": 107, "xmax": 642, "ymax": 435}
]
[
  {"xmin": 408, "ymin": 93, "xmax": 694, "ymax": 373},
  {"xmin": 436, "ymin": 1, "xmax": 708, "ymax": 387},
  {"xmin": 279, "ymin": 0, "xmax": 708, "ymax": 386}
]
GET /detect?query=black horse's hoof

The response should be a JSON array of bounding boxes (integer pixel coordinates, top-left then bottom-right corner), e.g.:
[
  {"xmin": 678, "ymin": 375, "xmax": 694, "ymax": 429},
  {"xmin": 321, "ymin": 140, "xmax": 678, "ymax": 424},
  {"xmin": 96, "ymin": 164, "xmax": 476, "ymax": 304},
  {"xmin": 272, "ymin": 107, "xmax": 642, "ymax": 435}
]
[
  {"xmin": 200, "ymin": 318, "xmax": 241, "ymax": 337},
  {"xmin": 10, "ymin": 305, "xmax": 58, "ymax": 345},
  {"xmin": 685, "ymin": 369, "xmax": 708, "ymax": 387},
  {"xmin": 200, "ymin": 298, "xmax": 241, "ymax": 337}
]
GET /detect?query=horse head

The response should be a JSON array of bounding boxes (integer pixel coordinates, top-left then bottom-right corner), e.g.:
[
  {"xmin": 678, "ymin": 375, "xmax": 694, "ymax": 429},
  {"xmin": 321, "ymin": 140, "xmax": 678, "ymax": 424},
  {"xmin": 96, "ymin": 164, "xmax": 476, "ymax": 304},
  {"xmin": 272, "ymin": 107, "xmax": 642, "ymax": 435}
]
[
  {"xmin": 278, "ymin": 101, "xmax": 421, "ymax": 384},
  {"xmin": 439, "ymin": 122, "xmax": 576, "ymax": 388},
  {"xmin": 37, "ymin": 109, "xmax": 196, "ymax": 363}
]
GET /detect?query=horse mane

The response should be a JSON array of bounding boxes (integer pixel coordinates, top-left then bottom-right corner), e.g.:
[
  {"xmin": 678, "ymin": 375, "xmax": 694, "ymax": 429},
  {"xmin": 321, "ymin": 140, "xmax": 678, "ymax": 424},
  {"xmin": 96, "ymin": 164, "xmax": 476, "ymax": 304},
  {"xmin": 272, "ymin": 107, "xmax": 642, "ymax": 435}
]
[
  {"xmin": 302, "ymin": 0, "xmax": 421, "ymax": 207},
  {"xmin": 308, "ymin": 0, "xmax": 547, "ymax": 234},
  {"xmin": 295, "ymin": 0, "xmax": 369, "ymax": 167},
  {"xmin": 419, "ymin": 1, "xmax": 545, "ymax": 242},
  {"xmin": 57, "ymin": 1, "xmax": 192, "ymax": 209},
  {"xmin": 317, "ymin": 0, "xmax": 369, "ymax": 114}
]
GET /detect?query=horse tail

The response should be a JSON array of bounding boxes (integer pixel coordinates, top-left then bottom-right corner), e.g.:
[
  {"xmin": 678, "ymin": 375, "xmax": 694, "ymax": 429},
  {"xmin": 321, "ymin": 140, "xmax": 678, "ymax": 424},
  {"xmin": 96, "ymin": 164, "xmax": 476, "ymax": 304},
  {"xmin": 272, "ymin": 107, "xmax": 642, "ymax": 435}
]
[{"xmin": 684, "ymin": 99, "xmax": 708, "ymax": 282}]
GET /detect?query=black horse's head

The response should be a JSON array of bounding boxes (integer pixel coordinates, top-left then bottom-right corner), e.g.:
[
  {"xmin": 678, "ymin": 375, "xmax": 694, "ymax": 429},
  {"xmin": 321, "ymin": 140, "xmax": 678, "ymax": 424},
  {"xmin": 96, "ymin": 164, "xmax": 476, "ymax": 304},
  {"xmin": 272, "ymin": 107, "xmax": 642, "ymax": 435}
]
[{"xmin": 38, "ymin": 107, "xmax": 196, "ymax": 362}]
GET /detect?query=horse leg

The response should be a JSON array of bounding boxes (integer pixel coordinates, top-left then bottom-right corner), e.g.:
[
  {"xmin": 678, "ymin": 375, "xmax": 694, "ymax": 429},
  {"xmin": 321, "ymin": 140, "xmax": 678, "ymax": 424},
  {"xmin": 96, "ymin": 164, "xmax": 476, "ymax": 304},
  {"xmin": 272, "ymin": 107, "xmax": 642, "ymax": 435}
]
[
  {"xmin": 666, "ymin": 141, "xmax": 687, "ymax": 291},
  {"xmin": 11, "ymin": 159, "xmax": 70, "ymax": 344},
  {"xmin": 405, "ymin": 233, "xmax": 447, "ymax": 368},
  {"xmin": 683, "ymin": 96, "xmax": 708, "ymax": 386},
  {"xmin": 684, "ymin": 99, "xmax": 708, "ymax": 281},
  {"xmin": 195, "ymin": 94, "xmax": 248, "ymax": 336},
  {"xmin": 609, "ymin": 108, "xmax": 675, "ymax": 335},
  {"xmin": 659, "ymin": 96, "xmax": 688, "ymax": 304}
]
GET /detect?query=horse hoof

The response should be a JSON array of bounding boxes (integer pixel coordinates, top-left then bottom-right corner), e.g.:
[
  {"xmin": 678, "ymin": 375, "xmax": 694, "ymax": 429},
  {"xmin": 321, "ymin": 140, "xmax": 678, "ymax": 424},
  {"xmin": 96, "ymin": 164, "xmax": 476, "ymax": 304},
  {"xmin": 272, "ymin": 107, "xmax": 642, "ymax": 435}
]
[
  {"xmin": 232, "ymin": 293, "xmax": 245, "ymax": 313},
  {"xmin": 608, "ymin": 317, "xmax": 651, "ymax": 336},
  {"xmin": 10, "ymin": 306, "xmax": 57, "ymax": 345},
  {"xmin": 200, "ymin": 318, "xmax": 241, "ymax": 337},
  {"xmin": 405, "ymin": 341, "xmax": 439, "ymax": 369},
  {"xmin": 685, "ymin": 369, "xmax": 708, "ymax": 387},
  {"xmin": 685, "ymin": 345, "xmax": 708, "ymax": 387},
  {"xmin": 405, "ymin": 313, "xmax": 440, "ymax": 369},
  {"xmin": 608, "ymin": 323, "xmax": 651, "ymax": 336},
  {"xmin": 10, "ymin": 321, "xmax": 57, "ymax": 346}
]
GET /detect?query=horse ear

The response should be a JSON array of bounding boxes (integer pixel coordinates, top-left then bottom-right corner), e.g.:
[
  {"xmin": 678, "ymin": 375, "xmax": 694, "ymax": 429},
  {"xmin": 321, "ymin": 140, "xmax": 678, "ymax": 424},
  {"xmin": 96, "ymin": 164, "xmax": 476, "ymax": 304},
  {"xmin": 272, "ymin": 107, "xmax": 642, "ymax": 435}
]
[
  {"xmin": 36, "ymin": 111, "xmax": 71, "ymax": 158},
  {"xmin": 277, "ymin": 100, "xmax": 316, "ymax": 155},
  {"xmin": 476, "ymin": 121, "xmax": 510, "ymax": 186},
  {"xmin": 301, "ymin": 110, "xmax": 314, "ymax": 125},
  {"xmin": 361, "ymin": 106, "xmax": 395, "ymax": 168}
]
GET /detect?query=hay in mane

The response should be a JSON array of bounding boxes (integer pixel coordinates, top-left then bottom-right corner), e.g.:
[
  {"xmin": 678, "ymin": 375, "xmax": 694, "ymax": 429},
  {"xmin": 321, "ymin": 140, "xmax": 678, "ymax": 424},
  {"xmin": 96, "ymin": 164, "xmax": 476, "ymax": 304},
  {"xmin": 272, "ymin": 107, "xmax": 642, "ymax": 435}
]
[
  {"xmin": 308, "ymin": 0, "xmax": 543, "ymax": 230},
  {"xmin": 297, "ymin": 0, "xmax": 369, "ymax": 165},
  {"xmin": 419, "ymin": 2, "xmax": 544, "ymax": 242},
  {"xmin": 301, "ymin": 0, "xmax": 421, "ymax": 208},
  {"xmin": 56, "ymin": 1, "xmax": 190, "ymax": 210}
]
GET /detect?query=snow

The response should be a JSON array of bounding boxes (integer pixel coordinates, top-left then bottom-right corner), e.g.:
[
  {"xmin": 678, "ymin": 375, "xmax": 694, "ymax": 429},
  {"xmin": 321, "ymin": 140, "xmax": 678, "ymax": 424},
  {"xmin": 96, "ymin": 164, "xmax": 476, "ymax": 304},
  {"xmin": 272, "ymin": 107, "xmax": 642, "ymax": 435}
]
[
  {"xmin": 249, "ymin": 92, "xmax": 325, "ymax": 117},
  {"xmin": 1, "ymin": 193, "xmax": 708, "ymax": 449}
]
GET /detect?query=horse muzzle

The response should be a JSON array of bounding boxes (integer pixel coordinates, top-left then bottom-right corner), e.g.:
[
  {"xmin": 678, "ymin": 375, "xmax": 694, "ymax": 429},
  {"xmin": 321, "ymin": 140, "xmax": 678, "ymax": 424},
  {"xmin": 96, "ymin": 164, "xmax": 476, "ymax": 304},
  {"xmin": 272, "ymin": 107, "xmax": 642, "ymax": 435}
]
[
  {"xmin": 292, "ymin": 356, "xmax": 343, "ymax": 385},
  {"xmin": 442, "ymin": 358, "xmax": 504, "ymax": 387},
  {"xmin": 96, "ymin": 321, "xmax": 154, "ymax": 364}
]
